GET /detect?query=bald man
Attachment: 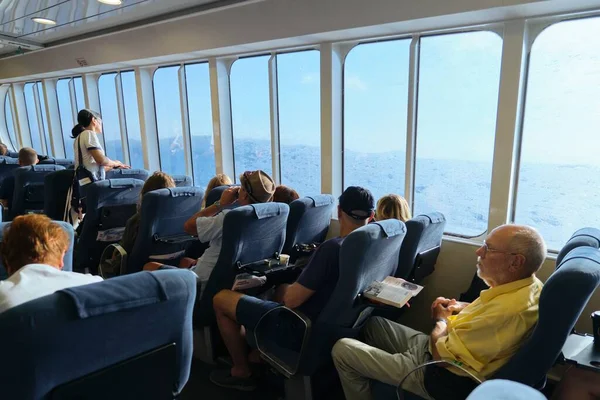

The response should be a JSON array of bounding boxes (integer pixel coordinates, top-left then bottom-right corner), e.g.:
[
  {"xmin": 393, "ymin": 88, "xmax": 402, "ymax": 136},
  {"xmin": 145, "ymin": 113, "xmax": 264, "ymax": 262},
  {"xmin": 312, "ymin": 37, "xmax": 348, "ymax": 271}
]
[{"xmin": 332, "ymin": 224, "xmax": 547, "ymax": 400}]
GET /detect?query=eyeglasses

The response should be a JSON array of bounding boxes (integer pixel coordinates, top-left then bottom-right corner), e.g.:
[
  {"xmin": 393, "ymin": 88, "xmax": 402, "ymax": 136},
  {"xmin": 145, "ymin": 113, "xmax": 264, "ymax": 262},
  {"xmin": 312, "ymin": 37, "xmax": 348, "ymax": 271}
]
[{"xmin": 481, "ymin": 241, "xmax": 519, "ymax": 257}]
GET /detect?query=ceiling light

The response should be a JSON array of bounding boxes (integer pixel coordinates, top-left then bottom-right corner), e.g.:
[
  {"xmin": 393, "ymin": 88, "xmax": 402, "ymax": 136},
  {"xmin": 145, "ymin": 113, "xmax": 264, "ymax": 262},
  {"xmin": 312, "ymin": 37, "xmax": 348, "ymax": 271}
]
[
  {"xmin": 31, "ymin": 17, "xmax": 56, "ymax": 25},
  {"xmin": 98, "ymin": 0, "xmax": 123, "ymax": 4}
]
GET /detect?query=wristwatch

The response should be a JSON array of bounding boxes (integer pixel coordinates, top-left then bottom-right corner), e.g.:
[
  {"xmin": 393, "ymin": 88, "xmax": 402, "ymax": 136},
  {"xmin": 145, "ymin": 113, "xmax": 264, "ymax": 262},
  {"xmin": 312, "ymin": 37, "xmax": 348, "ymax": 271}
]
[{"xmin": 435, "ymin": 318, "xmax": 448, "ymax": 325}]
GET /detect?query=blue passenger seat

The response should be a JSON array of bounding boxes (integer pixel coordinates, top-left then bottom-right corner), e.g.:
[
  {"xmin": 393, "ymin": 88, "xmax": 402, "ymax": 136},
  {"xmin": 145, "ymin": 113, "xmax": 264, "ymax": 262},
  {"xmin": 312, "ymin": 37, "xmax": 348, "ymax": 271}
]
[
  {"xmin": 106, "ymin": 168, "xmax": 150, "ymax": 181},
  {"xmin": 0, "ymin": 221, "xmax": 74, "ymax": 280},
  {"xmin": 396, "ymin": 212, "xmax": 446, "ymax": 282},
  {"xmin": 74, "ymin": 179, "xmax": 144, "ymax": 274},
  {"xmin": 172, "ymin": 175, "xmax": 193, "ymax": 187},
  {"xmin": 10, "ymin": 164, "xmax": 65, "ymax": 220},
  {"xmin": 0, "ymin": 158, "xmax": 19, "ymax": 188},
  {"xmin": 43, "ymin": 169, "xmax": 76, "ymax": 221},
  {"xmin": 255, "ymin": 220, "xmax": 406, "ymax": 399},
  {"xmin": 0, "ymin": 269, "xmax": 196, "ymax": 399},
  {"xmin": 39, "ymin": 157, "xmax": 74, "ymax": 167},
  {"xmin": 204, "ymin": 185, "xmax": 234, "ymax": 207},
  {"xmin": 125, "ymin": 186, "xmax": 204, "ymax": 274},
  {"xmin": 283, "ymin": 195, "xmax": 335, "ymax": 262}
]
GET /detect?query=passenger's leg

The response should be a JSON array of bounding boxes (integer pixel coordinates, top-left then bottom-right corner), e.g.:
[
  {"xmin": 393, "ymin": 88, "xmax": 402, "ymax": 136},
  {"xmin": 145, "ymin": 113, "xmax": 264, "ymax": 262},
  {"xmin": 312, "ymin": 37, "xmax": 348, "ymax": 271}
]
[
  {"xmin": 179, "ymin": 257, "xmax": 197, "ymax": 268},
  {"xmin": 143, "ymin": 262, "xmax": 164, "ymax": 271},
  {"xmin": 213, "ymin": 290, "xmax": 251, "ymax": 378},
  {"xmin": 332, "ymin": 317, "xmax": 431, "ymax": 400},
  {"xmin": 552, "ymin": 366, "xmax": 600, "ymax": 400}
]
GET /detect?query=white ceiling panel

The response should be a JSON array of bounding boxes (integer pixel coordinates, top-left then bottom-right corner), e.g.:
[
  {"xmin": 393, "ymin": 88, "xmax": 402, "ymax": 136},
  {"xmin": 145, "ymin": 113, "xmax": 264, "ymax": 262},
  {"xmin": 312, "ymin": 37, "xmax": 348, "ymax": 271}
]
[{"xmin": 0, "ymin": 0, "xmax": 246, "ymax": 55}]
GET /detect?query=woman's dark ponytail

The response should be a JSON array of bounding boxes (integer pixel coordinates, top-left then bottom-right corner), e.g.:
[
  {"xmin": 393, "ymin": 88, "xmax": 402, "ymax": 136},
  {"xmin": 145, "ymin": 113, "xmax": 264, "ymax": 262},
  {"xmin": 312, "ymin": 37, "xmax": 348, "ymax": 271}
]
[
  {"xmin": 71, "ymin": 109, "xmax": 101, "ymax": 138},
  {"xmin": 71, "ymin": 124, "xmax": 85, "ymax": 137}
]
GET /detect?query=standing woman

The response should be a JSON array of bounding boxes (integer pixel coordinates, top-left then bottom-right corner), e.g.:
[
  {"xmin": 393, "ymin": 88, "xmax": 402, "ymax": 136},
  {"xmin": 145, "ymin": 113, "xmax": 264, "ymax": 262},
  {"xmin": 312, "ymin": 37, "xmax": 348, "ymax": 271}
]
[
  {"xmin": 70, "ymin": 109, "xmax": 129, "ymax": 225},
  {"xmin": 72, "ymin": 109, "xmax": 129, "ymax": 180}
]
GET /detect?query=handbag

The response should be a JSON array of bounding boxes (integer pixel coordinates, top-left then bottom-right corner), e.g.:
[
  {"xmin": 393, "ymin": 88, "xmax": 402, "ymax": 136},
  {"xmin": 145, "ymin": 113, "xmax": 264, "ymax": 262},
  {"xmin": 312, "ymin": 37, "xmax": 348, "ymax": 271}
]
[{"xmin": 71, "ymin": 133, "xmax": 98, "ymax": 212}]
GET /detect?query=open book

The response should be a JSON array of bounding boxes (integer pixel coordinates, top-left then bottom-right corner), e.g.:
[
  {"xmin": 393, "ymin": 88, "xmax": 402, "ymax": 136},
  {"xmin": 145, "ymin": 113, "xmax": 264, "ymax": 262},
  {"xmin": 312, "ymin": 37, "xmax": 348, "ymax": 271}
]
[
  {"xmin": 363, "ymin": 277, "xmax": 424, "ymax": 308},
  {"xmin": 232, "ymin": 273, "xmax": 267, "ymax": 291}
]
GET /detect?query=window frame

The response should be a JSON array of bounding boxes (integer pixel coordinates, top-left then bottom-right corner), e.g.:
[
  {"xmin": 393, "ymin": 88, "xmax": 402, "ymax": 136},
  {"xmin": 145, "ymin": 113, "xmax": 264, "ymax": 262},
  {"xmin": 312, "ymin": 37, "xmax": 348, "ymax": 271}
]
[
  {"xmin": 97, "ymin": 71, "xmax": 132, "ymax": 165},
  {"xmin": 3, "ymin": 88, "xmax": 18, "ymax": 150}
]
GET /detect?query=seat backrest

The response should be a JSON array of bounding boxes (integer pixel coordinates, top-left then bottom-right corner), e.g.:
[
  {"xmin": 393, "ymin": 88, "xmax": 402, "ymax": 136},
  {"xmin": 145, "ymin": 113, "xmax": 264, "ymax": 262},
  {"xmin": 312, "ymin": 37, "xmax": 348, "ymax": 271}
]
[
  {"xmin": 172, "ymin": 175, "xmax": 192, "ymax": 187},
  {"xmin": 126, "ymin": 187, "xmax": 204, "ymax": 274},
  {"xmin": 396, "ymin": 212, "xmax": 446, "ymax": 282},
  {"xmin": 43, "ymin": 169, "xmax": 75, "ymax": 221},
  {"xmin": 556, "ymin": 227, "xmax": 600, "ymax": 265},
  {"xmin": 0, "ymin": 269, "xmax": 196, "ymax": 399},
  {"xmin": 6, "ymin": 150, "xmax": 18, "ymax": 158},
  {"xmin": 282, "ymin": 195, "xmax": 335, "ymax": 254},
  {"xmin": 0, "ymin": 158, "xmax": 19, "ymax": 187},
  {"xmin": 205, "ymin": 185, "xmax": 234, "ymax": 207},
  {"xmin": 75, "ymin": 179, "xmax": 144, "ymax": 273},
  {"xmin": 11, "ymin": 165, "xmax": 66, "ymax": 219},
  {"xmin": 492, "ymin": 247, "xmax": 600, "ymax": 385},
  {"xmin": 0, "ymin": 221, "xmax": 74, "ymax": 279},
  {"xmin": 106, "ymin": 168, "xmax": 150, "ymax": 181},
  {"xmin": 196, "ymin": 203, "xmax": 289, "ymax": 325},
  {"xmin": 39, "ymin": 157, "xmax": 73, "ymax": 167},
  {"xmin": 318, "ymin": 220, "xmax": 406, "ymax": 327}
]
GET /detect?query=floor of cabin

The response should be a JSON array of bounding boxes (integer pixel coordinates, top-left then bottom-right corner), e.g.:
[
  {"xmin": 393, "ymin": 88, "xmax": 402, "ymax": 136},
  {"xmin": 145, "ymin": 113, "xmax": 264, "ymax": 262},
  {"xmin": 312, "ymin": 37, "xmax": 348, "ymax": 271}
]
[{"xmin": 181, "ymin": 359, "xmax": 281, "ymax": 400}]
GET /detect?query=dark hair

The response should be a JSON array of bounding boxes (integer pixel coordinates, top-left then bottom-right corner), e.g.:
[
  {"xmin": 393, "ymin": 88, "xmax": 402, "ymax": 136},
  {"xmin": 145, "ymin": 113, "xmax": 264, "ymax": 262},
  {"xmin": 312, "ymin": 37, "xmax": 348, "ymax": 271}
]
[
  {"xmin": 273, "ymin": 185, "xmax": 300, "ymax": 205},
  {"xmin": 71, "ymin": 109, "xmax": 101, "ymax": 138}
]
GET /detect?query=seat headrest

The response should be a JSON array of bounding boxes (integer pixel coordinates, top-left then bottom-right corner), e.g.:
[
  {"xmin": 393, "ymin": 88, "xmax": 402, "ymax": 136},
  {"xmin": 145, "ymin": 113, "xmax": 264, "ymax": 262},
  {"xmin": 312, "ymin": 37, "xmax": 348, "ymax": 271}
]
[
  {"xmin": 60, "ymin": 272, "xmax": 169, "ymax": 319},
  {"xmin": 106, "ymin": 178, "xmax": 145, "ymax": 189},
  {"xmin": 306, "ymin": 195, "xmax": 335, "ymax": 207},
  {"xmin": 373, "ymin": 220, "xmax": 406, "ymax": 237},
  {"xmin": 250, "ymin": 202, "xmax": 288, "ymax": 219},
  {"xmin": 0, "ymin": 158, "xmax": 18, "ymax": 165},
  {"xmin": 421, "ymin": 212, "xmax": 446, "ymax": 224},
  {"xmin": 18, "ymin": 164, "xmax": 65, "ymax": 173}
]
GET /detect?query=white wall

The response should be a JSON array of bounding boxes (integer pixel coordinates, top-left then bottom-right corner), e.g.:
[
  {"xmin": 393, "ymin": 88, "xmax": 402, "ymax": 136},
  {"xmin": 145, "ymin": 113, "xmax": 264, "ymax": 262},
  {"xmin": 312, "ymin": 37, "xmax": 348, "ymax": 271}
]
[{"xmin": 1, "ymin": 0, "xmax": 599, "ymax": 82}]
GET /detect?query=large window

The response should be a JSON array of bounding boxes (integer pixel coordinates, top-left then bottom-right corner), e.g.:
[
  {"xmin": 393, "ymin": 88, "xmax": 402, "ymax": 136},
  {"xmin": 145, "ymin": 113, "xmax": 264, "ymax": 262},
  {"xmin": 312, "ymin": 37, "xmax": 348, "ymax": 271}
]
[
  {"xmin": 4, "ymin": 91, "xmax": 17, "ymax": 149},
  {"xmin": 277, "ymin": 51, "xmax": 321, "ymax": 196},
  {"xmin": 153, "ymin": 66, "xmax": 186, "ymax": 176},
  {"xmin": 515, "ymin": 18, "xmax": 600, "ymax": 250},
  {"xmin": 23, "ymin": 83, "xmax": 44, "ymax": 153},
  {"xmin": 184, "ymin": 63, "xmax": 215, "ymax": 187},
  {"xmin": 230, "ymin": 55, "xmax": 273, "ymax": 179},
  {"xmin": 56, "ymin": 79, "xmax": 75, "ymax": 159},
  {"xmin": 36, "ymin": 82, "xmax": 51, "ymax": 155},
  {"xmin": 413, "ymin": 32, "xmax": 502, "ymax": 237},
  {"xmin": 121, "ymin": 71, "xmax": 144, "ymax": 169},
  {"xmin": 343, "ymin": 40, "xmax": 410, "ymax": 202},
  {"xmin": 98, "ymin": 73, "xmax": 125, "ymax": 161}
]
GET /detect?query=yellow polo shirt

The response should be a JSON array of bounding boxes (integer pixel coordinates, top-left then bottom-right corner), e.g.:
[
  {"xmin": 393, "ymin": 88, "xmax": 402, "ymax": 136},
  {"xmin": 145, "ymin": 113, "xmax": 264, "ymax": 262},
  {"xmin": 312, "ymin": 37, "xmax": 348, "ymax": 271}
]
[{"xmin": 435, "ymin": 275, "xmax": 543, "ymax": 379}]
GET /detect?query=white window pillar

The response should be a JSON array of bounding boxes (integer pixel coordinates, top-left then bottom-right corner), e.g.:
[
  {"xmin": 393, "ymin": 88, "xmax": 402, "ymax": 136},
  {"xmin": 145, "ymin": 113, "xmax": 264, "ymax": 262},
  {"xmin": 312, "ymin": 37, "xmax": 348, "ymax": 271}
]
[
  {"xmin": 487, "ymin": 21, "xmax": 529, "ymax": 231},
  {"xmin": 268, "ymin": 54, "xmax": 281, "ymax": 184},
  {"xmin": 320, "ymin": 43, "xmax": 351, "ymax": 198},
  {"xmin": 114, "ymin": 73, "xmax": 131, "ymax": 166},
  {"xmin": 0, "ymin": 85, "xmax": 13, "ymax": 148},
  {"xmin": 178, "ymin": 65, "xmax": 194, "ymax": 179},
  {"xmin": 135, "ymin": 67, "xmax": 161, "ymax": 172},
  {"xmin": 209, "ymin": 57, "xmax": 235, "ymax": 179},
  {"xmin": 42, "ymin": 79, "xmax": 67, "ymax": 158},
  {"xmin": 404, "ymin": 36, "xmax": 420, "ymax": 209},
  {"xmin": 11, "ymin": 83, "xmax": 32, "ymax": 148}
]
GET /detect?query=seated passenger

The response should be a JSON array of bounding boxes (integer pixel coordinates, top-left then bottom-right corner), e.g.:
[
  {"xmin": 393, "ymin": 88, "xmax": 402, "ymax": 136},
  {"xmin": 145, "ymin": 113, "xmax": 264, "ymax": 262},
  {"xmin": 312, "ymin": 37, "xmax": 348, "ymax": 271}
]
[
  {"xmin": 375, "ymin": 193, "xmax": 411, "ymax": 222},
  {"xmin": 203, "ymin": 173, "xmax": 233, "ymax": 208},
  {"xmin": 552, "ymin": 366, "xmax": 600, "ymax": 400},
  {"xmin": 150, "ymin": 170, "xmax": 275, "ymax": 293},
  {"xmin": 0, "ymin": 214, "xmax": 102, "ymax": 313},
  {"xmin": 120, "ymin": 171, "xmax": 176, "ymax": 254},
  {"xmin": 0, "ymin": 147, "xmax": 39, "ymax": 209},
  {"xmin": 273, "ymin": 185, "xmax": 300, "ymax": 204},
  {"xmin": 0, "ymin": 143, "xmax": 7, "ymax": 156},
  {"xmin": 209, "ymin": 186, "xmax": 375, "ymax": 391},
  {"xmin": 332, "ymin": 224, "xmax": 546, "ymax": 400}
]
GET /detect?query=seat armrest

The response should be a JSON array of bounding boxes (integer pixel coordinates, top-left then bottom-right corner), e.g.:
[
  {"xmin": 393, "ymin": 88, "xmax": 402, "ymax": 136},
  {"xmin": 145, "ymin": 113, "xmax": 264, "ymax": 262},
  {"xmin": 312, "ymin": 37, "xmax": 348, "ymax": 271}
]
[{"xmin": 254, "ymin": 306, "xmax": 312, "ymax": 378}]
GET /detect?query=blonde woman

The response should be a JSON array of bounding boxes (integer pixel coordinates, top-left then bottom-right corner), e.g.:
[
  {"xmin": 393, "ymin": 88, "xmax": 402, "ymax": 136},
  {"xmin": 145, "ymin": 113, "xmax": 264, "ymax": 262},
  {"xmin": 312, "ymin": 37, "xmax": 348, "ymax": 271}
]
[
  {"xmin": 376, "ymin": 194, "xmax": 412, "ymax": 222},
  {"xmin": 202, "ymin": 174, "xmax": 233, "ymax": 208}
]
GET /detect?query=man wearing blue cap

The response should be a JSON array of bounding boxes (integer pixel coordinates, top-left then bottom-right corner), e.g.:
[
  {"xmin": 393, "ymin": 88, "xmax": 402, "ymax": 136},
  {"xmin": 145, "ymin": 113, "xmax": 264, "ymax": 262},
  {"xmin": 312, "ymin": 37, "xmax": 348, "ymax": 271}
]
[{"xmin": 210, "ymin": 186, "xmax": 375, "ymax": 391}]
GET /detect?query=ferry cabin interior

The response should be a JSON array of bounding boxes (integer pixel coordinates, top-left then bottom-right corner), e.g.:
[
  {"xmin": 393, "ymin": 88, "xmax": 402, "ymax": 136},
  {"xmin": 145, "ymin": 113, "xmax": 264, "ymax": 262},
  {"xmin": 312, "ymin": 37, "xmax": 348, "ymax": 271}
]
[{"xmin": 0, "ymin": 0, "xmax": 600, "ymax": 398}]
